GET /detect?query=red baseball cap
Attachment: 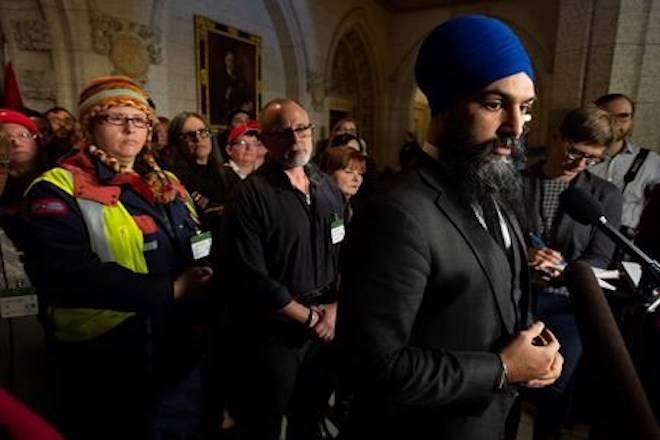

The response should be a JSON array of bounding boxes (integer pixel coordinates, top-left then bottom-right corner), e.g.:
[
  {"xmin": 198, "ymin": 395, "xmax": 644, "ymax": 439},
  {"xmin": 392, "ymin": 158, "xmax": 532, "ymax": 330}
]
[
  {"xmin": 228, "ymin": 120, "xmax": 260, "ymax": 144},
  {"xmin": 0, "ymin": 109, "xmax": 40, "ymax": 135}
]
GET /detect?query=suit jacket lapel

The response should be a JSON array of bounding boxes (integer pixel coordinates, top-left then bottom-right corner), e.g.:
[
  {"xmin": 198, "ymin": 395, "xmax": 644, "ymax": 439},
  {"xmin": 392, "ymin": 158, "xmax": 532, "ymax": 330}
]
[{"xmin": 416, "ymin": 157, "xmax": 516, "ymax": 334}]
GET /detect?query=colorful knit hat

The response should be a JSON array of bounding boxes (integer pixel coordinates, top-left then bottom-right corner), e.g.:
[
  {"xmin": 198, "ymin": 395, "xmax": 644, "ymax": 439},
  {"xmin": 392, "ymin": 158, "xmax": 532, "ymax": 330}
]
[
  {"xmin": 76, "ymin": 76, "xmax": 180, "ymax": 205},
  {"xmin": 77, "ymin": 75, "xmax": 154, "ymax": 131}
]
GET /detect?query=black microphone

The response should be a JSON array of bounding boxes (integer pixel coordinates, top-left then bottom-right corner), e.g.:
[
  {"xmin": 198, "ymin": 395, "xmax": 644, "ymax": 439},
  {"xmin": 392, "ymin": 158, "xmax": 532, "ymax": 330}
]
[
  {"xmin": 560, "ymin": 186, "xmax": 660, "ymax": 282},
  {"xmin": 564, "ymin": 261, "xmax": 659, "ymax": 439}
]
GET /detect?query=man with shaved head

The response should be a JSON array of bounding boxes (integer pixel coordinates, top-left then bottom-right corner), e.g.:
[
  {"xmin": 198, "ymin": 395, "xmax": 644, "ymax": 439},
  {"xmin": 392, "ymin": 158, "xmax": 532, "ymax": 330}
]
[{"xmin": 220, "ymin": 99, "xmax": 345, "ymax": 439}]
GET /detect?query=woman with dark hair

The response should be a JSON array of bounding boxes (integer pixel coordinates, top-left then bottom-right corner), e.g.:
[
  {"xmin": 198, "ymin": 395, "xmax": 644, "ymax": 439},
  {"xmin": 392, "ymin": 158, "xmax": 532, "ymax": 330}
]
[
  {"xmin": 169, "ymin": 111, "xmax": 227, "ymax": 229},
  {"xmin": 329, "ymin": 132, "xmax": 362, "ymax": 152},
  {"xmin": 320, "ymin": 146, "xmax": 366, "ymax": 221},
  {"xmin": 331, "ymin": 117, "xmax": 359, "ymax": 139},
  {"xmin": 152, "ymin": 116, "xmax": 174, "ymax": 168},
  {"xmin": 327, "ymin": 128, "xmax": 378, "ymax": 211}
]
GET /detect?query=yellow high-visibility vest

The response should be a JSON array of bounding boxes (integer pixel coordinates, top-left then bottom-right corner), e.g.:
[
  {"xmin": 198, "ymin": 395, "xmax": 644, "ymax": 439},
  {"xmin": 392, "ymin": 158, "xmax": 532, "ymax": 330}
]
[{"xmin": 29, "ymin": 167, "xmax": 193, "ymax": 342}]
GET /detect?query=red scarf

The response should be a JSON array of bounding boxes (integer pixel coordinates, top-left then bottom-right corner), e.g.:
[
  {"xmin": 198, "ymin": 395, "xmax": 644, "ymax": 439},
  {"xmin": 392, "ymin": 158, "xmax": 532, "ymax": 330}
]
[{"xmin": 61, "ymin": 145, "xmax": 179, "ymax": 205}]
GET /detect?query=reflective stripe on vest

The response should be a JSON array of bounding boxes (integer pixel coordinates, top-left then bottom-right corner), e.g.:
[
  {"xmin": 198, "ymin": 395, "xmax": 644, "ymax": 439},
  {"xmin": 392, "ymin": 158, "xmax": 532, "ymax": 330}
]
[
  {"xmin": 30, "ymin": 167, "xmax": 150, "ymax": 341},
  {"xmin": 50, "ymin": 308, "xmax": 134, "ymax": 343}
]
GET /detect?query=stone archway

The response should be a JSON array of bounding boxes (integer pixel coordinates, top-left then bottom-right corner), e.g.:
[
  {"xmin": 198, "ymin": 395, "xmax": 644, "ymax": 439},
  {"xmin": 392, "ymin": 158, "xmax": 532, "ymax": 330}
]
[{"xmin": 327, "ymin": 28, "xmax": 376, "ymax": 153}]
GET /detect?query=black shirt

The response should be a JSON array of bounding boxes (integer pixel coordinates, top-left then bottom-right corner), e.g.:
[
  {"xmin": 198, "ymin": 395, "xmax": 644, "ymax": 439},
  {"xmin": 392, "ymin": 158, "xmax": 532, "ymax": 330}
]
[
  {"xmin": 174, "ymin": 162, "xmax": 227, "ymax": 205},
  {"xmin": 219, "ymin": 163, "xmax": 244, "ymax": 199},
  {"xmin": 221, "ymin": 160, "xmax": 345, "ymax": 312},
  {"xmin": 171, "ymin": 161, "xmax": 227, "ymax": 235}
]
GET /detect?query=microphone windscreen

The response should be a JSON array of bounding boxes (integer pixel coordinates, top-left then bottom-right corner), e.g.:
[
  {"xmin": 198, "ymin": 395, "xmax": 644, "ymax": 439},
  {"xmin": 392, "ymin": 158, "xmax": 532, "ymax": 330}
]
[
  {"xmin": 564, "ymin": 261, "xmax": 659, "ymax": 438},
  {"xmin": 560, "ymin": 186, "xmax": 604, "ymax": 225}
]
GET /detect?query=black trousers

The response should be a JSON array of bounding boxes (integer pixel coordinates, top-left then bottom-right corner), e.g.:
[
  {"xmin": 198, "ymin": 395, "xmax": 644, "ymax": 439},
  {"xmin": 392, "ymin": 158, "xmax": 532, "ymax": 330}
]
[
  {"xmin": 54, "ymin": 320, "xmax": 152, "ymax": 439},
  {"xmin": 228, "ymin": 322, "xmax": 337, "ymax": 440},
  {"xmin": 54, "ymin": 318, "xmax": 202, "ymax": 440}
]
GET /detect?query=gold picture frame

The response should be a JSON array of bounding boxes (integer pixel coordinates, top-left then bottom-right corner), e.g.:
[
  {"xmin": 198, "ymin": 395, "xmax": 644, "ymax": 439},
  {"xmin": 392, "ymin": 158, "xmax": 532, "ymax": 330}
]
[{"xmin": 194, "ymin": 15, "xmax": 262, "ymax": 130}]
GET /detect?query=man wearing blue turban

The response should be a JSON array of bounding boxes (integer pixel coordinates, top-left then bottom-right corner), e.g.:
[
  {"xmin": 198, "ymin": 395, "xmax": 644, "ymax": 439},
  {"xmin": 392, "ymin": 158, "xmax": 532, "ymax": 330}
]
[{"xmin": 336, "ymin": 15, "xmax": 563, "ymax": 440}]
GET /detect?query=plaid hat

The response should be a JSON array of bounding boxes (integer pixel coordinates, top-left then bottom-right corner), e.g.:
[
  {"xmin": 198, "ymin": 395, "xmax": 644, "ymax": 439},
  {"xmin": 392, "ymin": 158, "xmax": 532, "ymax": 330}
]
[
  {"xmin": 77, "ymin": 75, "xmax": 154, "ymax": 130},
  {"xmin": 0, "ymin": 108, "xmax": 40, "ymax": 135},
  {"xmin": 416, "ymin": 15, "xmax": 535, "ymax": 115},
  {"xmin": 228, "ymin": 120, "xmax": 260, "ymax": 143}
]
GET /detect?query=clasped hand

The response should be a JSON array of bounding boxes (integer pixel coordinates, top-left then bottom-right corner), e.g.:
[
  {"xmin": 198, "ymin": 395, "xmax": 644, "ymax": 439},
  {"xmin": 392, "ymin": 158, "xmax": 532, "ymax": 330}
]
[
  {"xmin": 309, "ymin": 303, "xmax": 337, "ymax": 343},
  {"xmin": 499, "ymin": 321, "xmax": 564, "ymax": 388}
]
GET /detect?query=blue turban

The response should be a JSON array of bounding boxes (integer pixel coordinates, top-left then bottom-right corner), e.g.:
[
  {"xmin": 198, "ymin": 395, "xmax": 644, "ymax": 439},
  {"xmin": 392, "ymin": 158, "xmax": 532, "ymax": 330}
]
[{"xmin": 415, "ymin": 15, "xmax": 535, "ymax": 115}]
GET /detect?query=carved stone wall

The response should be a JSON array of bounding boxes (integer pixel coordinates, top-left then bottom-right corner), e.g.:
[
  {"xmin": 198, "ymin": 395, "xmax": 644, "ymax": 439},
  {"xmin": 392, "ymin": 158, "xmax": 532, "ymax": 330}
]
[
  {"xmin": 0, "ymin": 0, "xmax": 57, "ymax": 110},
  {"xmin": 89, "ymin": 9, "xmax": 162, "ymax": 81},
  {"xmin": 11, "ymin": 19, "xmax": 51, "ymax": 51},
  {"xmin": 21, "ymin": 69, "xmax": 55, "ymax": 101}
]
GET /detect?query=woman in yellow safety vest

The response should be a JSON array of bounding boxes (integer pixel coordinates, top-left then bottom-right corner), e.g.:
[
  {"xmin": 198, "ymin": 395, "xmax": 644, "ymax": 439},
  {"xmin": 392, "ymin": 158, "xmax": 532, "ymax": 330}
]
[{"xmin": 22, "ymin": 76, "xmax": 214, "ymax": 439}]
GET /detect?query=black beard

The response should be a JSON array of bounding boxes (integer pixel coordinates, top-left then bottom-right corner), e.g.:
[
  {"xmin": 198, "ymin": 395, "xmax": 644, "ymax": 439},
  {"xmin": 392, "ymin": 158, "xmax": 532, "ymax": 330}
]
[{"xmin": 441, "ymin": 119, "xmax": 526, "ymax": 214}]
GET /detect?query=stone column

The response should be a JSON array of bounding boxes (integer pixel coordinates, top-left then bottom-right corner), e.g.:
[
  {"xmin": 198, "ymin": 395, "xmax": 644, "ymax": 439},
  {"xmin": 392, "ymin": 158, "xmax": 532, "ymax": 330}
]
[
  {"xmin": 552, "ymin": 0, "xmax": 660, "ymax": 150},
  {"xmin": 624, "ymin": 0, "xmax": 660, "ymax": 149}
]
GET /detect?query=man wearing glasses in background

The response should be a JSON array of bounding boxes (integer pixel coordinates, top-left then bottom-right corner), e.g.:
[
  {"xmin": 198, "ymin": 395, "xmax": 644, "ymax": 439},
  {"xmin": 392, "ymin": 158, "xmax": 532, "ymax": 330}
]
[
  {"xmin": 590, "ymin": 94, "xmax": 660, "ymax": 240},
  {"xmin": 220, "ymin": 98, "xmax": 345, "ymax": 440},
  {"xmin": 520, "ymin": 106, "xmax": 622, "ymax": 439}
]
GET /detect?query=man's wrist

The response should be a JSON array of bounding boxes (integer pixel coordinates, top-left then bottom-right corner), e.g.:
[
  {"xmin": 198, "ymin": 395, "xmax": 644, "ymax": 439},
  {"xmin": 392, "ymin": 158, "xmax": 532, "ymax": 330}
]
[
  {"xmin": 496, "ymin": 353, "xmax": 509, "ymax": 390},
  {"xmin": 304, "ymin": 307, "xmax": 320, "ymax": 328}
]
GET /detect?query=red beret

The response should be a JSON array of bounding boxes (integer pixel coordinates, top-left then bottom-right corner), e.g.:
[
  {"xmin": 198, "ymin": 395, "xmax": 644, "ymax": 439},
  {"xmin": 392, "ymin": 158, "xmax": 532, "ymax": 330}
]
[
  {"xmin": 0, "ymin": 109, "xmax": 39, "ymax": 135},
  {"xmin": 228, "ymin": 120, "xmax": 260, "ymax": 144}
]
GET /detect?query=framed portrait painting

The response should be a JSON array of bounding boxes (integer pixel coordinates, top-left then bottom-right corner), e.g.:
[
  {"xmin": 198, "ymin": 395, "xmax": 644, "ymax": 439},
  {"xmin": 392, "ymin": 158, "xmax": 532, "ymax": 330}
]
[{"xmin": 194, "ymin": 15, "xmax": 262, "ymax": 129}]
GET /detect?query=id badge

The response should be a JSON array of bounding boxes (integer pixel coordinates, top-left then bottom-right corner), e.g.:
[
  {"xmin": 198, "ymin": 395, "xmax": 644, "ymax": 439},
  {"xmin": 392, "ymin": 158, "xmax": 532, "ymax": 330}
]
[
  {"xmin": 330, "ymin": 215, "xmax": 345, "ymax": 244},
  {"xmin": 0, "ymin": 290, "xmax": 38, "ymax": 318},
  {"xmin": 190, "ymin": 231, "xmax": 212, "ymax": 260}
]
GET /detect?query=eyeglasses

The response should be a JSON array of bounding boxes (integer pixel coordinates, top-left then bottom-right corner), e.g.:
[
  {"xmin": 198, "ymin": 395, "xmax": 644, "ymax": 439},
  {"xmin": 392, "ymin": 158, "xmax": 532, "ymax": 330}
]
[
  {"xmin": 181, "ymin": 127, "xmax": 212, "ymax": 142},
  {"xmin": 566, "ymin": 144, "xmax": 603, "ymax": 166},
  {"xmin": 98, "ymin": 113, "xmax": 151, "ymax": 129},
  {"xmin": 47, "ymin": 116, "xmax": 74, "ymax": 125},
  {"xmin": 336, "ymin": 127, "xmax": 357, "ymax": 135},
  {"xmin": 263, "ymin": 123, "xmax": 315, "ymax": 140},
  {"xmin": 610, "ymin": 112, "xmax": 633, "ymax": 122},
  {"xmin": 3, "ymin": 131, "xmax": 36, "ymax": 142},
  {"xmin": 231, "ymin": 139, "xmax": 261, "ymax": 148}
]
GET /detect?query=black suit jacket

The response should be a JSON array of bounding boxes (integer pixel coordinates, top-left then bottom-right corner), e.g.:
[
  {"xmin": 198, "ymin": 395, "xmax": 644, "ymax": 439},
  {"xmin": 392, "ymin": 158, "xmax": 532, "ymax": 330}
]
[
  {"xmin": 336, "ymin": 154, "xmax": 530, "ymax": 440},
  {"xmin": 521, "ymin": 164, "xmax": 622, "ymax": 269}
]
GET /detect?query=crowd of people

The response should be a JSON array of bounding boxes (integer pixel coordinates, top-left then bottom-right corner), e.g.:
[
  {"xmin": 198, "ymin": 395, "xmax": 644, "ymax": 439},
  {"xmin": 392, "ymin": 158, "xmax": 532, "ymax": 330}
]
[{"xmin": 0, "ymin": 13, "xmax": 659, "ymax": 440}]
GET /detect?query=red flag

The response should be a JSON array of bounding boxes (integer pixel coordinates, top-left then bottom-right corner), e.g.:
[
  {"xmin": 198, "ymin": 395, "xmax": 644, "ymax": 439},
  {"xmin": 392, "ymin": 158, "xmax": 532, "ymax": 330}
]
[{"xmin": 2, "ymin": 63, "xmax": 24, "ymax": 109}]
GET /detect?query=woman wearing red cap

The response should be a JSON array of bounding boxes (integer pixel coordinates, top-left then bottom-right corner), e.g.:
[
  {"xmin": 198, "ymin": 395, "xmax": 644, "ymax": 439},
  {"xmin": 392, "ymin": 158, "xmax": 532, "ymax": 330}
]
[
  {"xmin": 0, "ymin": 108, "xmax": 46, "ymax": 204},
  {"xmin": 21, "ymin": 76, "xmax": 213, "ymax": 439},
  {"xmin": 0, "ymin": 109, "xmax": 46, "ymax": 271},
  {"xmin": 220, "ymin": 120, "xmax": 260, "ymax": 191}
]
